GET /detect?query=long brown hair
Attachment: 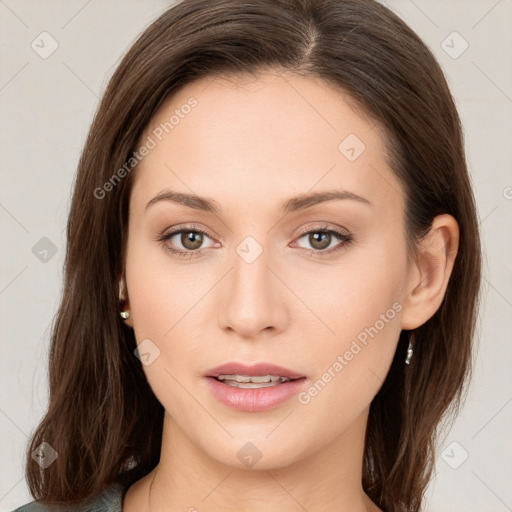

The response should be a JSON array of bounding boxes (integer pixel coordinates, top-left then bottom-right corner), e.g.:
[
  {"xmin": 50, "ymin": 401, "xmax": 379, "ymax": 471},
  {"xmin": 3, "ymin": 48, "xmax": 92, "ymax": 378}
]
[{"xmin": 25, "ymin": 1, "xmax": 481, "ymax": 510}]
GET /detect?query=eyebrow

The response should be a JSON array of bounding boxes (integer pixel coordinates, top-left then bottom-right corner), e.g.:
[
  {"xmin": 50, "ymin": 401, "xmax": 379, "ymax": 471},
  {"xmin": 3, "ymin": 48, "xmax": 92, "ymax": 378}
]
[{"xmin": 145, "ymin": 188, "xmax": 372, "ymax": 215}]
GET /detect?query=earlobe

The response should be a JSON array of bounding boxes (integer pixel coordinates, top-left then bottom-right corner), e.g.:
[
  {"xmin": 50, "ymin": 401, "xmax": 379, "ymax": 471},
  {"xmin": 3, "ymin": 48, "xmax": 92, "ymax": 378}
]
[{"xmin": 401, "ymin": 214, "xmax": 459, "ymax": 330}]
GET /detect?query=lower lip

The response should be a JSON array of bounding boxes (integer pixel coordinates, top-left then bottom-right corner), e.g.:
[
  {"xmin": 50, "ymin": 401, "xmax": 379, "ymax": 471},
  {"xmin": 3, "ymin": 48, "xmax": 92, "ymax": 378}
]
[{"xmin": 206, "ymin": 377, "xmax": 307, "ymax": 412}]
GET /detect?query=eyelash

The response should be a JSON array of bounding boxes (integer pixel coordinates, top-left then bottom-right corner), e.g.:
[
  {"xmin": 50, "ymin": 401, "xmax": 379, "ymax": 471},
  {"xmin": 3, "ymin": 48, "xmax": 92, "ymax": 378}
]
[{"xmin": 156, "ymin": 223, "xmax": 354, "ymax": 259}]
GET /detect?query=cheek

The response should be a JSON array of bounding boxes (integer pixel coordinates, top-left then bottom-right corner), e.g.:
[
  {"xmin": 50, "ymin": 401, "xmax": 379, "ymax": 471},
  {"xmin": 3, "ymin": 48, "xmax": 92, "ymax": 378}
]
[
  {"xmin": 293, "ymin": 241, "xmax": 406, "ymax": 403},
  {"xmin": 290, "ymin": 272, "xmax": 403, "ymax": 454},
  {"xmin": 125, "ymin": 234, "xmax": 202, "ymax": 336},
  {"xmin": 124, "ymin": 238, "xmax": 214, "ymax": 387},
  {"xmin": 124, "ymin": 244, "xmax": 204, "ymax": 416},
  {"xmin": 293, "ymin": 237, "xmax": 406, "ymax": 344}
]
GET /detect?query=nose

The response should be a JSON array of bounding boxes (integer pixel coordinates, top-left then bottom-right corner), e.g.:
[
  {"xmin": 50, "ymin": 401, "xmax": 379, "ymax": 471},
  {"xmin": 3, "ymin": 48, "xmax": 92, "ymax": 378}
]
[{"xmin": 219, "ymin": 241, "xmax": 289, "ymax": 339}]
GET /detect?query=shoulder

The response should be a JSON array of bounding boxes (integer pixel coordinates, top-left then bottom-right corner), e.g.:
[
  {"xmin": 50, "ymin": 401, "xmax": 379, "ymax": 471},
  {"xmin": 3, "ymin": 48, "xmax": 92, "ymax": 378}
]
[{"xmin": 10, "ymin": 482, "xmax": 127, "ymax": 512}]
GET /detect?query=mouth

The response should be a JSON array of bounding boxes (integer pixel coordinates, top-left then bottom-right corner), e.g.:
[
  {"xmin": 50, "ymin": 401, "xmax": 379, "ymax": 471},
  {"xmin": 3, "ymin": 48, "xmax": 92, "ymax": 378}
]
[
  {"xmin": 206, "ymin": 361, "xmax": 306, "ymax": 380},
  {"xmin": 205, "ymin": 362, "xmax": 307, "ymax": 412}
]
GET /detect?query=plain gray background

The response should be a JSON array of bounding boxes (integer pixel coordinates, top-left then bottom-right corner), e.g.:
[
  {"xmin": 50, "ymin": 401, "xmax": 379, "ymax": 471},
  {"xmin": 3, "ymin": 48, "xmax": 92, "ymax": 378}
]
[{"xmin": 1, "ymin": 1, "xmax": 511, "ymax": 510}]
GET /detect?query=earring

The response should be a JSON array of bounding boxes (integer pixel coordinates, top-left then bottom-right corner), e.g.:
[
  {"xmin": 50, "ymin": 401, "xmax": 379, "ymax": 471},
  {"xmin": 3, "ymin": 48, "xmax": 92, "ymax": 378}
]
[
  {"xmin": 118, "ymin": 279, "xmax": 130, "ymax": 320},
  {"xmin": 405, "ymin": 339, "xmax": 414, "ymax": 365}
]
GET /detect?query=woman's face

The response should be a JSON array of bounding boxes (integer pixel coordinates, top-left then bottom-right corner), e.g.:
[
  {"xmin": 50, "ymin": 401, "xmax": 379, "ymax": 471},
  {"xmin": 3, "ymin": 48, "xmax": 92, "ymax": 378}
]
[{"xmin": 123, "ymin": 71, "xmax": 415, "ymax": 469}]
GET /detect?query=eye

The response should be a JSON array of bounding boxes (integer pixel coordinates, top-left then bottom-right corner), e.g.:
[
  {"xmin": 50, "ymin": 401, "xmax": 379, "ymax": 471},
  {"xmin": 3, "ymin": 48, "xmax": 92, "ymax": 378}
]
[
  {"xmin": 155, "ymin": 223, "xmax": 354, "ymax": 259},
  {"xmin": 292, "ymin": 225, "xmax": 353, "ymax": 255},
  {"xmin": 156, "ymin": 224, "xmax": 219, "ymax": 259}
]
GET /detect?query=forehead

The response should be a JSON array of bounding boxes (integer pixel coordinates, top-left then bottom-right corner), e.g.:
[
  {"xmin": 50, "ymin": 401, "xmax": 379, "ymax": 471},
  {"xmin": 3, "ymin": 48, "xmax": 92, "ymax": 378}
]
[{"xmin": 130, "ymin": 71, "xmax": 402, "ymax": 216}]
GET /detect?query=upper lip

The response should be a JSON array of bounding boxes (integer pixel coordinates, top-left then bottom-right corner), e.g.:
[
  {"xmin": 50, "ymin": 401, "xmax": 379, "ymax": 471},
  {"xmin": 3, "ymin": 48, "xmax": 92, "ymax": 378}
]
[{"xmin": 206, "ymin": 362, "xmax": 305, "ymax": 380}]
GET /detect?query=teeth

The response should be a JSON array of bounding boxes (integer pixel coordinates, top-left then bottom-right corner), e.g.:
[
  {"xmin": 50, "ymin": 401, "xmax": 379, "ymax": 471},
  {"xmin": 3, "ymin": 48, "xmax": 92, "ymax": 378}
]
[
  {"xmin": 219, "ymin": 374, "xmax": 251, "ymax": 382},
  {"xmin": 217, "ymin": 374, "xmax": 292, "ymax": 387},
  {"xmin": 222, "ymin": 381, "xmax": 281, "ymax": 388},
  {"xmin": 217, "ymin": 374, "xmax": 291, "ymax": 383}
]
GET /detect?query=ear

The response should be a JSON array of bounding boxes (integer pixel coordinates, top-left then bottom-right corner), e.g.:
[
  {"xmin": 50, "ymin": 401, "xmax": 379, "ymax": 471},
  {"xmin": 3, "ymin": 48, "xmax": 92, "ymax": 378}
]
[
  {"xmin": 119, "ymin": 277, "xmax": 134, "ymax": 328},
  {"xmin": 401, "ymin": 214, "xmax": 459, "ymax": 330}
]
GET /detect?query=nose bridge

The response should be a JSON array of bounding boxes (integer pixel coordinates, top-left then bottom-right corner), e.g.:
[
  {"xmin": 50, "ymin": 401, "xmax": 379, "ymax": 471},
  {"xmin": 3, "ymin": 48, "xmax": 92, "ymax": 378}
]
[{"xmin": 220, "ymin": 233, "xmax": 285, "ymax": 337}]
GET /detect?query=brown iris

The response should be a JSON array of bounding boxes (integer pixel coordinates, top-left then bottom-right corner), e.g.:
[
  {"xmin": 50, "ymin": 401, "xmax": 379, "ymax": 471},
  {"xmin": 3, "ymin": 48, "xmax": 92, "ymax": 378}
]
[
  {"xmin": 181, "ymin": 231, "xmax": 204, "ymax": 250},
  {"xmin": 308, "ymin": 232, "xmax": 331, "ymax": 250}
]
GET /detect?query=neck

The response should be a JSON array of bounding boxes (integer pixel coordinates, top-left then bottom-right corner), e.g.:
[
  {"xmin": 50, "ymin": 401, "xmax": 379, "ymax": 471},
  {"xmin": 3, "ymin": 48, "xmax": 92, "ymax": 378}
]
[{"xmin": 134, "ymin": 408, "xmax": 380, "ymax": 512}]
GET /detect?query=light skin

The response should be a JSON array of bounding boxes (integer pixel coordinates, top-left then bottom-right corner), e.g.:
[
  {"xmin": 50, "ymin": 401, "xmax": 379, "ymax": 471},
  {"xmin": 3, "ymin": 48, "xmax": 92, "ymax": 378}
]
[{"xmin": 120, "ymin": 70, "xmax": 459, "ymax": 512}]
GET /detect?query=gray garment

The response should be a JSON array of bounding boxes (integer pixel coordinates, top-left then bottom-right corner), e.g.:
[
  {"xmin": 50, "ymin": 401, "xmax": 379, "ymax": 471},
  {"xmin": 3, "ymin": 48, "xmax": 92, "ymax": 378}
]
[{"xmin": 10, "ymin": 482, "xmax": 127, "ymax": 512}]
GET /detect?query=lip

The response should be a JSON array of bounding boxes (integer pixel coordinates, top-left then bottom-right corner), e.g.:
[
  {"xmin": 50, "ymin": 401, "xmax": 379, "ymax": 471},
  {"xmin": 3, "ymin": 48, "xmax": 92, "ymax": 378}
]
[
  {"xmin": 205, "ymin": 362, "xmax": 306, "ymax": 380},
  {"xmin": 204, "ymin": 362, "xmax": 307, "ymax": 412},
  {"xmin": 206, "ymin": 376, "xmax": 307, "ymax": 412}
]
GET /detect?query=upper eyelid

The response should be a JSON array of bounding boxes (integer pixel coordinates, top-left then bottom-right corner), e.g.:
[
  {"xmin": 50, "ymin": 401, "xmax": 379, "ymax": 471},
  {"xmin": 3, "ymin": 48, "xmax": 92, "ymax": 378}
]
[{"xmin": 296, "ymin": 223, "xmax": 350, "ymax": 236}]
